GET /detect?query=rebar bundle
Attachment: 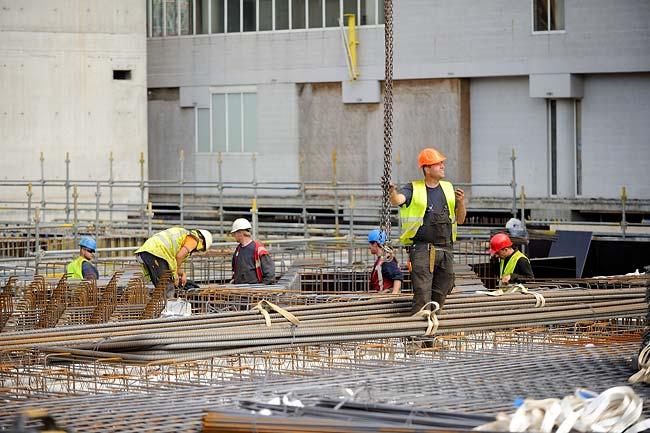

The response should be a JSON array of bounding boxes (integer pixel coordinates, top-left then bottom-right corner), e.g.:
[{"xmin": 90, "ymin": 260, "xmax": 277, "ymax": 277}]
[{"xmin": 0, "ymin": 286, "xmax": 645, "ymax": 363}]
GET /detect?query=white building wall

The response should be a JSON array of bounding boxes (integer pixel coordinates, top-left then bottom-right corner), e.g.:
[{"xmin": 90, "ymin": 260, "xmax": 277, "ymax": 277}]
[
  {"xmin": 470, "ymin": 77, "xmax": 548, "ymax": 198},
  {"xmin": 581, "ymin": 74, "xmax": 650, "ymax": 199},
  {"xmin": 0, "ymin": 0, "xmax": 147, "ymax": 221}
]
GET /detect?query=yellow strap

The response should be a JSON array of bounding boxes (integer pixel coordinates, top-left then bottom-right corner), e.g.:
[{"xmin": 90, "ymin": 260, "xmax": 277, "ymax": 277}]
[
  {"xmin": 412, "ymin": 301, "xmax": 440, "ymax": 336},
  {"xmin": 252, "ymin": 300, "xmax": 300, "ymax": 327},
  {"xmin": 476, "ymin": 284, "xmax": 546, "ymax": 308},
  {"xmin": 429, "ymin": 245, "xmax": 436, "ymax": 273}
]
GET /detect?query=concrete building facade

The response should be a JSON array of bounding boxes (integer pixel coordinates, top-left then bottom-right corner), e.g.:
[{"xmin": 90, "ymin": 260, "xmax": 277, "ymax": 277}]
[
  {"xmin": 0, "ymin": 0, "xmax": 148, "ymax": 221},
  {"xmin": 145, "ymin": 0, "xmax": 650, "ymax": 218}
]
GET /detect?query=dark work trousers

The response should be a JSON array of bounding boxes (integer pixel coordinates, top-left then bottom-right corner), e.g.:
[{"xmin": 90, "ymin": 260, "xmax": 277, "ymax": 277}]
[
  {"xmin": 137, "ymin": 251, "xmax": 175, "ymax": 299},
  {"xmin": 409, "ymin": 243, "xmax": 455, "ymax": 314}
]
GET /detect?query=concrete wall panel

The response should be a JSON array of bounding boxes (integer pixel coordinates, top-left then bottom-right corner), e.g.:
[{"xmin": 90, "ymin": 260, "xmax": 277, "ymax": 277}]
[
  {"xmin": 581, "ymin": 74, "xmax": 650, "ymax": 199},
  {"xmin": 0, "ymin": 1, "xmax": 147, "ymax": 221}
]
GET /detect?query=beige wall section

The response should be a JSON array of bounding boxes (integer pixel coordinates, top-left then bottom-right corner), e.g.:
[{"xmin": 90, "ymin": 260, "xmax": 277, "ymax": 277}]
[
  {"xmin": 0, "ymin": 0, "xmax": 147, "ymax": 222},
  {"xmin": 299, "ymin": 79, "xmax": 471, "ymax": 187}
]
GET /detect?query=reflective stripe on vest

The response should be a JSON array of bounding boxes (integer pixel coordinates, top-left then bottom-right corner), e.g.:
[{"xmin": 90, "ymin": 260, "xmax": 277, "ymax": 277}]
[
  {"xmin": 233, "ymin": 240, "xmax": 268, "ymax": 283},
  {"xmin": 398, "ymin": 179, "xmax": 457, "ymax": 245},
  {"xmin": 500, "ymin": 250, "xmax": 528, "ymax": 278},
  {"xmin": 135, "ymin": 227, "xmax": 190, "ymax": 275},
  {"xmin": 370, "ymin": 257, "xmax": 394, "ymax": 291},
  {"xmin": 66, "ymin": 256, "xmax": 89, "ymax": 280}
]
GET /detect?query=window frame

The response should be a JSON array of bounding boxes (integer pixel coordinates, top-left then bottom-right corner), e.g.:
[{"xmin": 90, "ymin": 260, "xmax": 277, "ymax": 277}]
[
  {"xmin": 195, "ymin": 86, "xmax": 258, "ymax": 154},
  {"xmin": 147, "ymin": 0, "xmax": 384, "ymax": 38},
  {"xmin": 531, "ymin": 0, "xmax": 565, "ymax": 35}
]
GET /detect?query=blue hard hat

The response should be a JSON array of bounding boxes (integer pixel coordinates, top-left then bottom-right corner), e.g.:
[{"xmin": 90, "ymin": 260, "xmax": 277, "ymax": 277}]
[
  {"xmin": 79, "ymin": 236, "xmax": 97, "ymax": 251},
  {"xmin": 367, "ymin": 229, "xmax": 387, "ymax": 245}
]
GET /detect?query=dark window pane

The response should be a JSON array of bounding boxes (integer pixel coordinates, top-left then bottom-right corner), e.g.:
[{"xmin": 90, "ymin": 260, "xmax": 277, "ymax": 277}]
[
  {"xmin": 243, "ymin": 0, "xmax": 256, "ymax": 31},
  {"xmin": 534, "ymin": 0, "xmax": 548, "ymax": 31},
  {"xmin": 550, "ymin": 0, "xmax": 564, "ymax": 30},
  {"xmin": 276, "ymin": 0, "xmax": 289, "ymax": 30},
  {"xmin": 550, "ymin": 100, "xmax": 557, "ymax": 195},
  {"xmin": 292, "ymin": 0, "xmax": 306, "ymax": 29},
  {"xmin": 196, "ymin": 0, "xmax": 209, "ymax": 33},
  {"xmin": 180, "ymin": 0, "xmax": 193, "ymax": 35},
  {"xmin": 575, "ymin": 100, "xmax": 582, "ymax": 196},
  {"xmin": 259, "ymin": 0, "xmax": 272, "ymax": 30},
  {"xmin": 308, "ymin": 0, "xmax": 322, "ymax": 28},
  {"xmin": 211, "ymin": 0, "xmax": 225, "ymax": 33},
  {"xmin": 359, "ymin": 0, "xmax": 375, "ymax": 25},
  {"xmin": 227, "ymin": 0, "xmax": 240, "ymax": 32},
  {"xmin": 343, "ymin": 0, "xmax": 356, "ymax": 25},
  {"xmin": 152, "ymin": 0, "xmax": 164, "ymax": 36},
  {"xmin": 165, "ymin": 0, "xmax": 178, "ymax": 36},
  {"xmin": 325, "ymin": 0, "xmax": 339, "ymax": 27}
]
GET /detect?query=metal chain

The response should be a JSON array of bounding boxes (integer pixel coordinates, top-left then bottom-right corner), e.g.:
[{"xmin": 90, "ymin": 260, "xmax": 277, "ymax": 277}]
[{"xmin": 380, "ymin": 0, "xmax": 394, "ymax": 243}]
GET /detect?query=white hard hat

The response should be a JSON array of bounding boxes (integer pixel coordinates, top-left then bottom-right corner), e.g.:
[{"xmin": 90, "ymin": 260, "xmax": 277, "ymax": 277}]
[
  {"xmin": 231, "ymin": 218, "xmax": 252, "ymax": 233},
  {"xmin": 198, "ymin": 229, "xmax": 213, "ymax": 251}
]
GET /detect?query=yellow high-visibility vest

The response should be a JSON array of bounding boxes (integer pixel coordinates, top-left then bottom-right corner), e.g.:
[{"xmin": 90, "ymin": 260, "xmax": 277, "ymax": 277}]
[
  {"xmin": 135, "ymin": 227, "xmax": 191, "ymax": 277},
  {"xmin": 499, "ymin": 250, "xmax": 528, "ymax": 278},
  {"xmin": 399, "ymin": 180, "xmax": 456, "ymax": 245},
  {"xmin": 66, "ymin": 256, "xmax": 89, "ymax": 279}
]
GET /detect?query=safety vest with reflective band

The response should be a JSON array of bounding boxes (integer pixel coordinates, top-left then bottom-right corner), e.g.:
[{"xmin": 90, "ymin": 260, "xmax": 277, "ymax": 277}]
[
  {"xmin": 370, "ymin": 257, "xmax": 394, "ymax": 291},
  {"xmin": 66, "ymin": 256, "xmax": 89, "ymax": 280},
  {"xmin": 135, "ymin": 227, "xmax": 192, "ymax": 276},
  {"xmin": 232, "ymin": 240, "xmax": 269, "ymax": 283},
  {"xmin": 499, "ymin": 250, "xmax": 529, "ymax": 278},
  {"xmin": 399, "ymin": 180, "xmax": 456, "ymax": 246}
]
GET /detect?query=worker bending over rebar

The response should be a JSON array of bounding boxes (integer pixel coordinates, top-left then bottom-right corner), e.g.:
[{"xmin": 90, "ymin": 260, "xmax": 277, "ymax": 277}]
[
  {"xmin": 390, "ymin": 148, "xmax": 466, "ymax": 312},
  {"xmin": 230, "ymin": 218, "xmax": 275, "ymax": 285},
  {"xmin": 489, "ymin": 233, "xmax": 534, "ymax": 285},
  {"xmin": 135, "ymin": 227, "xmax": 213, "ymax": 298}
]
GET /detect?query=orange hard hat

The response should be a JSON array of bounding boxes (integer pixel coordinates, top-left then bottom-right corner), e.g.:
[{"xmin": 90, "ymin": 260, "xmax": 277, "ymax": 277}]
[
  {"xmin": 489, "ymin": 233, "xmax": 512, "ymax": 255},
  {"xmin": 418, "ymin": 148, "xmax": 446, "ymax": 167}
]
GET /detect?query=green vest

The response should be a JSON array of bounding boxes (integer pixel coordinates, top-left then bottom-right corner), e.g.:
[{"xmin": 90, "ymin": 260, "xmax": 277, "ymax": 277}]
[
  {"xmin": 66, "ymin": 256, "xmax": 89, "ymax": 280},
  {"xmin": 499, "ymin": 250, "xmax": 528, "ymax": 278},
  {"xmin": 135, "ymin": 227, "xmax": 191, "ymax": 276},
  {"xmin": 399, "ymin": 180, "xmax": 457, "ymax": 245}
]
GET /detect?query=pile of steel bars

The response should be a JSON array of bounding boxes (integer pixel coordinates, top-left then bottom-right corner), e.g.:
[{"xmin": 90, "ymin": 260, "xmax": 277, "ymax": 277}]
[
  {"xmin": 0, "ymin": 342, "xmax": 647, "ymax": 432},
  {"xmin": 0, "ymin": 286, "xmax": 645, "ymax": 363}
]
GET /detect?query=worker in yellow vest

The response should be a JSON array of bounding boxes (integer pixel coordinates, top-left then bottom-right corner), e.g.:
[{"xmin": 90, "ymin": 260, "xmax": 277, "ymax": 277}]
[
  {"xmin": 389, "ymin": 148, "xmax": 466, "ymax": 313},
  {"xmin": 489, "ymin": 233, "xmax": 534, "ymax": 285},
  {"xmin": 135, "ymin": 227, "xmax": 213, "ymax": 298},
  {"xmin": 66, "ymin": 236, "xmax": 99, "ymax": 280}
]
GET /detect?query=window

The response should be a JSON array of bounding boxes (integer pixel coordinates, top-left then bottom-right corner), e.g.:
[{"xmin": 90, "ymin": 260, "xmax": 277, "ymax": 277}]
[
  {"xmin": 574, "ymin": 100, "xmax": 582, "ymax": 196},
  {"xmin": 147, "ymin": 0, "xmax": 384, "ymax": 36},
  {"xmin": 212, "ymin": 0, "xmax": 225, "ymax": 33},
  {"xmin": 291, "ymin": 0, "xmax": 306, "ymax": 29},
  {"xmin": 113, "ymin": 70, "xmax": 132, "ymax": 80},
  {"xmin": 196, "ymin": 0, "xmax": 209, "ymax": 33},
  {"xmin": 533, "ymin": 0, "xmax": 564, "ymax": 32},
  {"xmin": 196, "ymin": 91, "xmax": 257, "ymax": 153},
  {"xmin": 548, "ymin": 99, "xmax": 558, "ymax": 196}
]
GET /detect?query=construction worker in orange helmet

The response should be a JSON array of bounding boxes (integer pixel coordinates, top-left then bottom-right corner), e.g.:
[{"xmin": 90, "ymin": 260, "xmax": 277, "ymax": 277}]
[
  {"xmin": 489, "ymin": 232, "xmax": 534, "ymax": 285},
  {"xmin": 388, "ymin": 147, "xmax": 466, "ymax": 312}
]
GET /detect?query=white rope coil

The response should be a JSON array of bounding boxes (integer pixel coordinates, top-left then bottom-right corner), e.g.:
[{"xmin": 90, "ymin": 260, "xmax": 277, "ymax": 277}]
[{"xmin": 474, "ymin": 386, "xmax": 650, "ymax": 433}]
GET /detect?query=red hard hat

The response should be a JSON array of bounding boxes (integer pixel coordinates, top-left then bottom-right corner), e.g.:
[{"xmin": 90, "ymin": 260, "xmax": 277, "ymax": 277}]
[
  {"xmin": 418, "ymin": 148, "xmax": 446, "ymax": 167},
  {"xmin": 489, "ymin": 233, "xmax": 512, "ymax": 255}
]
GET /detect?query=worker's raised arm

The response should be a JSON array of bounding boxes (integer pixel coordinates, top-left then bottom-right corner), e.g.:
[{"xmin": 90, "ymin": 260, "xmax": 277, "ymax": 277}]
[
  {"xmin": 455, "ymin": 188, "xmax": 467, "ymax": 225},
  {"xmin": 389, "ymin": 184, "xmax": 406, "ymax": 206}
]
